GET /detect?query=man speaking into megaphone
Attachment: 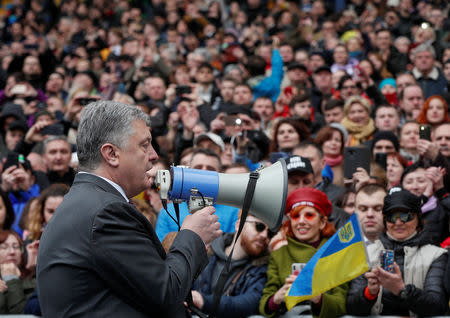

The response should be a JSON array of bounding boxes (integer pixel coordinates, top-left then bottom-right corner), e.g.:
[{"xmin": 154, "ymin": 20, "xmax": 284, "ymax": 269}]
[{"xmin": 37, "ymin": 101, "xmax": 224, "ymax": 318}]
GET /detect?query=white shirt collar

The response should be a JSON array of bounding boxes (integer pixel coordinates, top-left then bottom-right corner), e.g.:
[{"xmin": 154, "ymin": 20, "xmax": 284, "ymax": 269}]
[{"xmin": 79, "ymin": 171, "xmax": 129, "ymax": 202}]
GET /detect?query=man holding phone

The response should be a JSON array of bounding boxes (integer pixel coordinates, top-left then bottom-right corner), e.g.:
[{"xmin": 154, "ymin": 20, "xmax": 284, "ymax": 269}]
[
  {"xmin": 416, "ymin": 122, "xmax": 450, "ymax": 190},
  {"xmin": 1, "ymin": 153, "xmax": 40, "ymax": 236},
  {"xmin": 371, "ymin": 131, "xmax": 399, "ymax": 159}
]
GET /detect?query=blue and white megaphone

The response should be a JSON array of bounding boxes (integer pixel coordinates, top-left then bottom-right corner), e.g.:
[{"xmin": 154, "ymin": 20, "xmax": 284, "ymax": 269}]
[{"xmin": 154, "ymin": 159, "xmax": 287, "ymax": 231}]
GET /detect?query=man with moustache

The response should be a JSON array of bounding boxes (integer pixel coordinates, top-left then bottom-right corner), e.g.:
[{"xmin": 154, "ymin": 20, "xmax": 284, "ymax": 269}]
[{"xmin": 191, "ymin": 213, "xmax": 272, "ymax": 318}]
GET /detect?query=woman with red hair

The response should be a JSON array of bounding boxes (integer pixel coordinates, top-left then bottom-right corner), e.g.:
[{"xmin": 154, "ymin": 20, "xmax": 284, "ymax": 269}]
[
  {"xmin": 416, "ymin": 95, "xmax": 449, "ymax": 129},
  {"xmin": 259, "ymin": 188, "xmax": 348, "ymax": 317},
  {"xmin": 386, "ymin": 152, "xmax": 408, "ymax": 189}
]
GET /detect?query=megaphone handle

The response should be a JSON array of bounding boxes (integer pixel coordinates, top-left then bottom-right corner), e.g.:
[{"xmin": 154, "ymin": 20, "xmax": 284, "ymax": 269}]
[{"xmin": 209, "ymin": 171, "xmax": 260, "ymax": 318}]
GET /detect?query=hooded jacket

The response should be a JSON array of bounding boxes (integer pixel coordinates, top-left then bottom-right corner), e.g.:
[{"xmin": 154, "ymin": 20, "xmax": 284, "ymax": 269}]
[{"xmin": 193, "ymin": 233, "xmax": 268, "ymax": 318}]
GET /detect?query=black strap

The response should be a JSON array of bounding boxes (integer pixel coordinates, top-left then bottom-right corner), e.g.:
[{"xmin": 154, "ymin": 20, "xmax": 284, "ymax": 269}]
[
  {"xmin": 208, "ymin": 171, "xmax": 260, "ymax": 317},
  {"xmin": 174, "ymin": 202, "xmax": 181, "ymax": 231}
]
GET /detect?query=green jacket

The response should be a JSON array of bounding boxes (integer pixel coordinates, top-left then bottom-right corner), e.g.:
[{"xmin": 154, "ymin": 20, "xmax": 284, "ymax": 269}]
[
  {"xmin": 0, "ymin": 276, "xmax": 36, "ymax": 314},
  {"xmin": 259, "ymin": 237, "xmax": 348, "ymax": 318}
]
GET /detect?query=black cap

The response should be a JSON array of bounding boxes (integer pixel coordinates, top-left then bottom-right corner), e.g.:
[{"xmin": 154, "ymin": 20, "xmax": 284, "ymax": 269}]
[
  {"xmin": 383, "ymin": 187, "xmax": 422, "ymax": 215},
  {"xmin": 287, "ymin": 62, "xmax": 307, "ymax": 72},
  {"xmin": 285, "ymin": 155, "xmax": 313, "ymax": 175},
  {"xmin": 314, "ymin": 65, "xmax": 331, "ymax": 74}
]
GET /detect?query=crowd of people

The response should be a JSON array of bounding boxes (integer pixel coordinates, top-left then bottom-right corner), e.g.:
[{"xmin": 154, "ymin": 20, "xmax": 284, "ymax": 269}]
[{"xmin": 0, "ymin": 0, "xmax": 449, "ymax": 316}]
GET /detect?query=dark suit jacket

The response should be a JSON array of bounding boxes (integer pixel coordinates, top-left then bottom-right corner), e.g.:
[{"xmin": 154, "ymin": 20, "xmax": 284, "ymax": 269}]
[{"xmin": 37, "ymin": 173, "xmax": 208, "ymax": 317}]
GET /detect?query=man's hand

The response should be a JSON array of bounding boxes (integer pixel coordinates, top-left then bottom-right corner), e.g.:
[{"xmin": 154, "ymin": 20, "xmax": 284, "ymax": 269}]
[
  {"xmin": 24, "ymin": 121, "xmax": 51, "ymax": 144},
  {"xmin": 417, "ymin": 139, "xmax": 439, "ymax": 160},
  {"xmin": 352, "ymin": 167, "xmax": 370, "ymax": 192},
  {"xmin": 181, "ymin": 206, "xmax": 222, "ymax": 246},
  {"xmin": 179, "ymin": 103, "xmax": 199, "ymax": 132},
  {"xmin": 1, "ymin": 166, "xmax": 17, "ymax": 192},
  {"xmin": 191, "ymin": 290, "xmax": 204, "ymax": 309},
  {"xmin": 210, "ymin": 113, "xmax": 226, "ymax": 134}
]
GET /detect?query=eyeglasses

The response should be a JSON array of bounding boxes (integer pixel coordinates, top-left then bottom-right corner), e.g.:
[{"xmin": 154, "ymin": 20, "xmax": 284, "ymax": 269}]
[
  {"xmin": 246, "ymin": 221, "xmax": 276, "ymax": 239},
  {"xmin": 385, "ymin": 211, "xmax": 415, "ymax": 224},
  {"xmin": 342, "ymin": 85, "xmax": 357, "ymax": 90},
  {"xmin": 0, "ymin": 244, "xmax": 22, "ymax": 251},
  {"xmin": 289, "ymin": 209, "xmax": 319, "ymax": 222}
]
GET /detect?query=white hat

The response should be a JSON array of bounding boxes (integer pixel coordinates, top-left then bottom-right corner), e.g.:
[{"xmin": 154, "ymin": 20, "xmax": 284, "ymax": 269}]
[{"xmin": 194, "ymin": 132, "xmax": 225, "ymax": 152}]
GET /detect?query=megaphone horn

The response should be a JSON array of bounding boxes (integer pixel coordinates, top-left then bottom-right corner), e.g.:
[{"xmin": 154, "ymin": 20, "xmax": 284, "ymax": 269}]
[{"xmin": 155, "ymin": 159, "xmax": 288, "ymax": 232}]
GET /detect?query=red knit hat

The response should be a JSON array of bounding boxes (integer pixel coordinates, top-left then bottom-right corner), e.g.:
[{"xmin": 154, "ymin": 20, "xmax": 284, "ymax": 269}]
[{"xmin": 285, "ymin": 188, "xmax": 332, "ymax": 217}]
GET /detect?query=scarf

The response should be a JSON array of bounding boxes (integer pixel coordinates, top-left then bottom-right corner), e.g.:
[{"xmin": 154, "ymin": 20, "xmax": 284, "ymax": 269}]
[
  {"xmin": 324, "ymin": 154, "xmax": 343, "ymax": 167},
  {"xmin": 422, "ymin": 195, "xmax": 437, "ymax": 214},
  {"xmin": 341, "ymin": 117, "xmax": 375, "ymax": 144}
]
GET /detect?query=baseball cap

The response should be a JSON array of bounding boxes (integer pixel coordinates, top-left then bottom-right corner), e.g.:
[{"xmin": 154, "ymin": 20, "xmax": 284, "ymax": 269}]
[
  {"xmin": 285, "ymin": 155, "xmax": 313, "ymax": 175},
  {"xmin": 383, "ymin": 187, "xmax": 422, "ymax": 215},
  {"xmin": 194, "ymin": 132, "xmax": 225, "ymax": 152}
]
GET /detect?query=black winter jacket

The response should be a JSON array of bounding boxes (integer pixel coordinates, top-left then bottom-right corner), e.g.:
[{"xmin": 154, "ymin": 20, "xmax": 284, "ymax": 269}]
[{"xmin": 347, "ymin": 232, "xmax": 448, "ymax": 317}]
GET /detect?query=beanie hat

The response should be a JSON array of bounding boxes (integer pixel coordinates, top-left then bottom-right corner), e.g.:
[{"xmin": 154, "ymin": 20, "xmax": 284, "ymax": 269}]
[
  {"xmin": 285, "ymin": 188, "xmax": 332, "ymax": 217},
  {"xmin": 379, "ymin": 78, "xmax": 397, "ymax": 91},
  {"xmin": 371, "ymin": 130, "xmax": 400, "ymax": 152}
]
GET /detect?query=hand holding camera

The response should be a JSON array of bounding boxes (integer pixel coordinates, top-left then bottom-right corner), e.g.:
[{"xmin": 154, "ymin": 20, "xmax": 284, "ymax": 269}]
[
  {"xmin": 24, "ymin": 121, "xmax": 51, "ymax": 144},
  {"xmin": 1, "ymin": 166, "xmax": 17, "ymax": 192},
  {"xmin": 210, "ymin": 113, "xmax": 227, "ymax": 134}
]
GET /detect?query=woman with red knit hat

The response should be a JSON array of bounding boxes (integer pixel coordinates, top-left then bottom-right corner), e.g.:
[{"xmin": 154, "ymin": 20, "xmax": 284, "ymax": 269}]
[{"xmin": 259, "ymin": 188, "xmax": 348, "ymax": 318}]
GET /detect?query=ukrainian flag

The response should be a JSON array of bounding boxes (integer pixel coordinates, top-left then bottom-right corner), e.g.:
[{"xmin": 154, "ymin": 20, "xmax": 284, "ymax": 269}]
[{"xmin": 285, "ymin": 213, "xmax": 369, "ymax": 310}]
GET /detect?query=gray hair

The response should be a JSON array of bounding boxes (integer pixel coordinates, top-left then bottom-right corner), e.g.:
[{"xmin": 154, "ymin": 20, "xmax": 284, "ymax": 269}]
[
  {"xmin": 76, "ymin": 101, "xmax": 150, "ymax": 171},
  {"xmin": 412, "ymin": 43, "xmax": 436, "ymax": 59},
  {"xmin": 43, "ymin": 135, "xmax": 70, "ymax": 153}
]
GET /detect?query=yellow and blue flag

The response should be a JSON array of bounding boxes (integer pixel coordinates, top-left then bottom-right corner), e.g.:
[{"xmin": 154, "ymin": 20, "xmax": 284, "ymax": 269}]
[{"xmin": 285, "ymin": 213, "xmax": 368, "ymax": 310}]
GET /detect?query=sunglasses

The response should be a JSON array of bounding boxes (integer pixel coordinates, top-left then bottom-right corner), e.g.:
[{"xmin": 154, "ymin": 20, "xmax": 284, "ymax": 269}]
[
  {"xmin": 385, "ymin": 211, "xmax": 415, "ymax": 224},
  {"xmin": 246, "ymin": 221, "xmax": 276, "ymax": 239},
  {"xmin": 289, "ymin": 209, "xmax": 319, "ymax": 222}
]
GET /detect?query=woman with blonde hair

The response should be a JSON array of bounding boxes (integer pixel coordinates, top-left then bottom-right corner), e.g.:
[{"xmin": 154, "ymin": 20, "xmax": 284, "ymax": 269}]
[{"xmin": 341, "ymin": 96, "xmax": 374, "ymax": 146}]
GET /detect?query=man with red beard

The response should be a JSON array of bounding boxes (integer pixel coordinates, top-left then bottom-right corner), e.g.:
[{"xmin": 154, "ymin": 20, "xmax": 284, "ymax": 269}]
[{"xmin": 191, "ymin": 213, "xmax": 272, "ymax": 318}]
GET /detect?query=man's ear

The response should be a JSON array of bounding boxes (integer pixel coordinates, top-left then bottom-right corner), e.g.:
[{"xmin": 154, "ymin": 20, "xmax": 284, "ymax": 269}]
[{"xmin": 100, "ymin": 143, "xmax": 120, "ymax": 167}]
